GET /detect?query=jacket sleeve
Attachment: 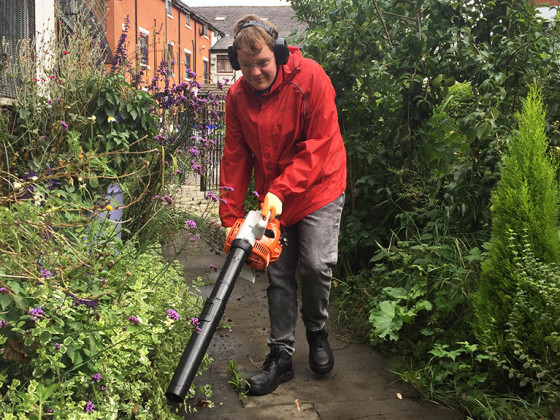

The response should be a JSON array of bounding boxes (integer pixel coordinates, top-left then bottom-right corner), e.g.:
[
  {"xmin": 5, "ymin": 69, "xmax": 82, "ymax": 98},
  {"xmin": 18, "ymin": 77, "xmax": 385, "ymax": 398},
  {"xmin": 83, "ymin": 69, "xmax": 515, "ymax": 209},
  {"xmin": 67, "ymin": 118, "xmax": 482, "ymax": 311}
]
[
  {"xmin": 268, "ymin": 63, "xmax": 342, "ymax": 203},
  {"xmin": 219, "ymin": 91, "xmax": 254, "ymax": 227}
]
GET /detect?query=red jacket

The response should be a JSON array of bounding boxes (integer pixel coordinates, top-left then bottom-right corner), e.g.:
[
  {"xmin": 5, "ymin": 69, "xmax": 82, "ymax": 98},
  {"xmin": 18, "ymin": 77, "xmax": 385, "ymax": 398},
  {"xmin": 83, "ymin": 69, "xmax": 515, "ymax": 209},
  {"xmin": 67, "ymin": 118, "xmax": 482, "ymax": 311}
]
[{"xmin": 219, "ymin": 47, "xmax": 347, "ymax": 227}]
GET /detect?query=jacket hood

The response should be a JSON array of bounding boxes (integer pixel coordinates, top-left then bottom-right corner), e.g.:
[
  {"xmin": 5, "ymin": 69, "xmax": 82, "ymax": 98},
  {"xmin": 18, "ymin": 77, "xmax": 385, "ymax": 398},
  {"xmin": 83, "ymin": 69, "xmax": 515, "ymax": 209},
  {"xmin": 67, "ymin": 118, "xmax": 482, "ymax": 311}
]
[{"xmin": 282, "ymin": 46, "xmax": 303, "ymax": 81}]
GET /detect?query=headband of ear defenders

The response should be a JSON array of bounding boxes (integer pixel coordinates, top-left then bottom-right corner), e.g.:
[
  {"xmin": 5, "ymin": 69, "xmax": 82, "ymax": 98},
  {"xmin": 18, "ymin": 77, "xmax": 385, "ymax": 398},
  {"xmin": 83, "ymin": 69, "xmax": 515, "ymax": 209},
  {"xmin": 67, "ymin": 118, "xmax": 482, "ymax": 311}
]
[{"xmin": 228, "ymin": 20, "xmax": 289, "ymax": 71}]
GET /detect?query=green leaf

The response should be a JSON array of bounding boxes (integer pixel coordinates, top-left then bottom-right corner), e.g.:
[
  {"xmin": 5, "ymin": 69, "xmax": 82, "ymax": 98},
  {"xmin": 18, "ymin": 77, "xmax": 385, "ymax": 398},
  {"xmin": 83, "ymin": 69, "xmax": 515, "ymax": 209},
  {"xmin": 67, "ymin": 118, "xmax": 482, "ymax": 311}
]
[
  {"xmin": 39, "ymin": 330, "xmax": 52, "ymax": 345},
  {"xmin": 67, "ymin": 345, "xmax": 75, "ymax": 362},
  {"xmin": 88, "ymin": 172, "xmax": 99, "ymax": 188},
  {"xmin": 0, "ymin": 294, "xmax": 11, "ymax": 310},
  {"xmin": 369, "ymin": 301, "xmax": 401, "ymax": 341}
]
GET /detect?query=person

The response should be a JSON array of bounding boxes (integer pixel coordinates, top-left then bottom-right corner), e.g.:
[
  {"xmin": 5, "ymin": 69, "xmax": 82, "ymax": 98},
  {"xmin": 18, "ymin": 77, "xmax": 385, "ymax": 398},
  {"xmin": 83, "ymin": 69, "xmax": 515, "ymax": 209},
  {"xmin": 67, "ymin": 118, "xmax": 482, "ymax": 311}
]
[{"xmin": 219, "ymin": 14, "xmax": 347, "ymax": 396}]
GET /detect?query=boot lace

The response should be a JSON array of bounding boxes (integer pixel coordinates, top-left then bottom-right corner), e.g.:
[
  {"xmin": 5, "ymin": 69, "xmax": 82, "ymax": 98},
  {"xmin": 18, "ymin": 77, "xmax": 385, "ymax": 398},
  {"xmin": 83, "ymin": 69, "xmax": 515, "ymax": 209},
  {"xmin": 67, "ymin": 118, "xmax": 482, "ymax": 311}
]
[
  {"xmin": 308, "ymin": 329, "xmax": 328, "ymax": 348},
  {"xmin": 262, "ymin": 347, "xmax": 285, "ymax": 371}
]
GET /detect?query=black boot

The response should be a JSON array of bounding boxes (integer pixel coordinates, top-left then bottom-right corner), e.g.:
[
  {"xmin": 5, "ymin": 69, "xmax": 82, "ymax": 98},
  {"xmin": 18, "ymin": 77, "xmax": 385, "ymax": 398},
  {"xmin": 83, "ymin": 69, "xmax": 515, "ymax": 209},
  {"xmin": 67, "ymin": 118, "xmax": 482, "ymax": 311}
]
[
  {"xmin": 306, "ymin": 329, "xmax": 334, "ymax": 375},
  {"xmin": 246, "ymin": 347, "xmax": 294, "ymax": 396}
]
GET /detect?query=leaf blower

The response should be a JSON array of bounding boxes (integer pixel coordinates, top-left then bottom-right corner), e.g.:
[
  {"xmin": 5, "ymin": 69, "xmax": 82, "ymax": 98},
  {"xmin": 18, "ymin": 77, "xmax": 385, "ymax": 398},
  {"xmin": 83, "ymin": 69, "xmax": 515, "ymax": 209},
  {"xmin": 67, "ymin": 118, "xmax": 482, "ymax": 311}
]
[{"xmin": 165, "ymin": 210, "xmax": 282, "ymax": 402}]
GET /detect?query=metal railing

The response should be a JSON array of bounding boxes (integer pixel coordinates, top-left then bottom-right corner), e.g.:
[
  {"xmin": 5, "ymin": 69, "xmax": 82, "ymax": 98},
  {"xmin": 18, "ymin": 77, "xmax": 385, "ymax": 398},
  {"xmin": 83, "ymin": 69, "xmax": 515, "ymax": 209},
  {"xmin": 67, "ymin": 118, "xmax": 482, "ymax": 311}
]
[
  {"xmin": 0, "ymin": 0, "xmax": 36, "ymax": 99},
  {"xmin": 199, "ymin": 97, "xmax": 225, "ymax": 192}
]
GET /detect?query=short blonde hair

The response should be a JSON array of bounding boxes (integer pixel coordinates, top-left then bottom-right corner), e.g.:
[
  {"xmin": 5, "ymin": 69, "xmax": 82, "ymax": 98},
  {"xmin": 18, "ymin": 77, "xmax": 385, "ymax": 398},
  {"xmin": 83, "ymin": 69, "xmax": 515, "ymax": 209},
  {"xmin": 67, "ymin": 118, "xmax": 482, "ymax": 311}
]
[{"xmin": 233, "ymin": 15, "xmax": 278, "ymax": 54}]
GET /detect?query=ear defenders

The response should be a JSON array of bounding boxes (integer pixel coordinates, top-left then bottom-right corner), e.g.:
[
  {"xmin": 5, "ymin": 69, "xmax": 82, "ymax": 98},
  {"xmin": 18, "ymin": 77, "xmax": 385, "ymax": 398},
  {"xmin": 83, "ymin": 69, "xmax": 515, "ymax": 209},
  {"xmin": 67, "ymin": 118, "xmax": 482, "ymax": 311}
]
[{"xmin": 228, "ymin": 20, "xmax": 289, "ymax": 71}]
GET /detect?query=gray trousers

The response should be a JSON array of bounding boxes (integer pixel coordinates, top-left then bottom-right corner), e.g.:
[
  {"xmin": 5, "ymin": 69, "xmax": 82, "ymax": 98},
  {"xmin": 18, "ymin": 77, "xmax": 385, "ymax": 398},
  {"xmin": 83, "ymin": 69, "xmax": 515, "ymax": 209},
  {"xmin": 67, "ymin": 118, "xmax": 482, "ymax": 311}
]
[{"xmin": 266, "ymin": 193, "xmax": 345, "ymax": 354}]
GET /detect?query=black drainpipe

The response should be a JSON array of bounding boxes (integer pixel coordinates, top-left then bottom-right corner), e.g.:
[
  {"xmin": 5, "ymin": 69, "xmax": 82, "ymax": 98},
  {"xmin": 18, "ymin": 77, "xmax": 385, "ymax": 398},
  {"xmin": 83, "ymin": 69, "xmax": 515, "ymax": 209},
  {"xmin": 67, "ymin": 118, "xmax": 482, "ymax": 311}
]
[
  {"xmin": 134, "ymin": 0, "xmax": 138, "ymax": 87},
  {"xmin": 193, "ymin": 21, "xmax": 197, "ymax": 75},
  {"xmin": 178, "ymin": 11, "xmax": 181, "ymax": 83}
]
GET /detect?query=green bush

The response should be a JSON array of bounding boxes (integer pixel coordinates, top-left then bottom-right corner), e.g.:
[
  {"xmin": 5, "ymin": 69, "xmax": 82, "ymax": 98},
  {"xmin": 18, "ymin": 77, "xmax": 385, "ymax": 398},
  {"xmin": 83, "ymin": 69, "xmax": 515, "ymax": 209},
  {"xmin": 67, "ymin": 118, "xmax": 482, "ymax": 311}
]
[
  {"xmin": 499, "ymin": 239, "xmax": 560, "ymax": 401},
  {"xmin": 0, "ymin": 7, "xmax": 222, "ymax": 418},
  {"xmin": 0, "ymin": 193, "xmax": 209, "ymax": 417},
  {"xmin": 474, "ymin": 84, "xmax": 560, "ymax": 355}
]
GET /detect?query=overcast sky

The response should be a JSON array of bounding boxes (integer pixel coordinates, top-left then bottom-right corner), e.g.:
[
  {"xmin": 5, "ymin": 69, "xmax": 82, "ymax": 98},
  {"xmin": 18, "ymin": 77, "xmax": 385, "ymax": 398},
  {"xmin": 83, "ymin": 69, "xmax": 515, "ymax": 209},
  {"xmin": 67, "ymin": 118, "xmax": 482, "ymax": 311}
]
[{"xmin": 186, "ymin": 0, "xmax": 291, "ymax": 6}]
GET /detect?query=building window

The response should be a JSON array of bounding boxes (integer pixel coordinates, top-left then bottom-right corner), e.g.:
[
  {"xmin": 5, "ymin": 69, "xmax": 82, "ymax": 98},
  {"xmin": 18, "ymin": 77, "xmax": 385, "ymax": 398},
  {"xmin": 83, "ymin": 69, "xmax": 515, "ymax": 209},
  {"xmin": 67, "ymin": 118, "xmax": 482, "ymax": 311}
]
[
  {"xmin": 185, "ymin": 12, "xmax": 191, "ymax": 28},
  {"xmin": 166, "ymin": 0, "xmax": 173, "ymax": 18},
  {"xmin": 0, "ymin": 0, "xmax": 35, "ymax": 98},
  {"xmin": 139, "ymin": 30, "xmax": 149, "ymax": 66},
  {"xmin": 217, "ymin": 54, "xmax": 233, "ymax": 73},
  {"xmin": 184, "ymin": 50, "xmax": 192, "ymax": 72},
  {"xmin": 201, "ymin": 24, "xmax": 208, "ymax": 37}
]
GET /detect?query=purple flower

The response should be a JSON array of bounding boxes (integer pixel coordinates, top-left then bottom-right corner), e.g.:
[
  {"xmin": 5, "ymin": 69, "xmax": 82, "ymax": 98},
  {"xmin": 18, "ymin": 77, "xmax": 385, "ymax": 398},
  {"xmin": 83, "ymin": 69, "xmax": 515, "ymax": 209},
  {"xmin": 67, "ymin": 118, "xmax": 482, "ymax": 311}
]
[
  {"xmin": 128, "ymin": 316, "xmax": 140, "ymax": 325},
  {"xmin": 54, "ymin": 342, "xmax": 60, "ymax": 350},
  {"xmin": 91, "ymin": 373, "xmax": 102, "ymax": 383},
  {"xmin": 167, "ymin": 309, "xmax": 179, "ymax": 321},
  {"xmin": 185, "ymin": 220, "xmax": 196, "ymax": 229},
  {"xmin": 0, "ymin": 319, "xmax": 8, "ymax": 328},
  {"xmin": 206, "ymin": 191, "xmax": 218, "ymax": 202},
  {"xmin": 40, "ymin": 268, "xmax": 56, "ymax": 278},
  {"xmin": 72, "ymin": 298, "xmax": 98, "ymax": 311},
  {"xmin": 60, "ymin": 121, "xmax": 68, "ymax": 131},
  {"xmin": 252, "ymin": 190, "xmax": 260, "ymax": 198},
  {"xmin": 101, "ymin": 385, "xmax": 108, "ymax": 392},
  {"xmin": 0, "ymin": 287, "xmax": 8, "ymax": 294},
  {"xmin": 209, "ymin": 264, "xmax": 219, "ymax": 271},
  {"xmin": 161, "ymin": 195, "xmax": 174, "ymax": 206},
  {"xmin": 84, "ymin": 400, "xmax": 95, "ymax": 413},
  {"xmin": 191, "ymin": 163, "xmax": 202, "ymax": 174},
  {"xmin": 28, "ymin": 306, "xmax": 45, "ymax": 322}
]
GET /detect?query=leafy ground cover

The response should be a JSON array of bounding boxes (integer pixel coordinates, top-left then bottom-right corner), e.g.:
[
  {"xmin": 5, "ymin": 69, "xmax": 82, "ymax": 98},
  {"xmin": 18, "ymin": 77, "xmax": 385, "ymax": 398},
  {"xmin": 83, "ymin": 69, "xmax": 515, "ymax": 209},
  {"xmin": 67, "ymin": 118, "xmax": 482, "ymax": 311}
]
[{"xmin": 1, "ymin": 7, "xmax": 225, "ymax": 418}]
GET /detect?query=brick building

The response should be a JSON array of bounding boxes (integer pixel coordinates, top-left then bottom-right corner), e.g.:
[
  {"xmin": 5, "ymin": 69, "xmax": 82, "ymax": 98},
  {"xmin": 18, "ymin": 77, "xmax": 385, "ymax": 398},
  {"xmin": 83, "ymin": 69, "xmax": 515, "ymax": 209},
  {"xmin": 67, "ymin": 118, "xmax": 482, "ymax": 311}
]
[
  {"xmin": 106, "ymin": 0, "xmax": 223, "ymax": 86},
  {"xmin": 533, "ymin": 0, "xmax": 560, "ymax": 5}
]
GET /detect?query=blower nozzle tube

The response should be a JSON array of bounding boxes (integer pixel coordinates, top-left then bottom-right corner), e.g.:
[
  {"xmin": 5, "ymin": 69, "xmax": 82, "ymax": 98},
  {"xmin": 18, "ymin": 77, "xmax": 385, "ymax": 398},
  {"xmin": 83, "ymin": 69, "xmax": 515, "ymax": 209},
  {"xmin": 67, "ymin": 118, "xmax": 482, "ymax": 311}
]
[{"xmin": 165, "ymin": 239, "xmax": 252, "ymax": 402}]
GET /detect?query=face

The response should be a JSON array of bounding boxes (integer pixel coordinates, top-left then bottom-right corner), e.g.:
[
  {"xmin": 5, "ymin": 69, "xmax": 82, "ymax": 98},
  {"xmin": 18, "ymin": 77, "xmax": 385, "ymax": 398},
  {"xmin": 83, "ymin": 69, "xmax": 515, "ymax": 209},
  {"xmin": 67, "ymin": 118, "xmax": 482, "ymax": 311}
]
[{"xmin": 237, "ymin": 42, "xmax": 277, "ymax": 91}]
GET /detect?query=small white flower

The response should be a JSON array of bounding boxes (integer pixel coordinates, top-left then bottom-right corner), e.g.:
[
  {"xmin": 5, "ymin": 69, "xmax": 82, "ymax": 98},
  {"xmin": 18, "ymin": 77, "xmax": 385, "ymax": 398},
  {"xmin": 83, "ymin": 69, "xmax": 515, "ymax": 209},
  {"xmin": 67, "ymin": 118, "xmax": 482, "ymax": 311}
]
[
  {"xmin": 13, "ymin": 182, "xmax": 22, "ymax": 190},
  {"xmin": 31, "ymin": 176, "xmax": 38, "ymax": 181},
  {"xmin": 89, "ymin": 115, "xmax": 96, "ymax": 123},
  {"xmin": 107, "ymin": 116, "xmax": 116, "ymax": 123}
]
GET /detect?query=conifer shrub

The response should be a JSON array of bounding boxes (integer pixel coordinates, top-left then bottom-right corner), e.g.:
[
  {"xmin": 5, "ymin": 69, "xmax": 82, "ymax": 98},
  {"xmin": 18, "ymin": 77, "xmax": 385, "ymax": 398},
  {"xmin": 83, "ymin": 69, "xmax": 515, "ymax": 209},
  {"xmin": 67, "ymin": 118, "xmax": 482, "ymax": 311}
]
[
  {"xmin": 503, "ymin": 238, "xmax": 560, "ymax": 401},
  {"xmin": 473, "ymin": 83, "xmax": 560, "ymax": 402}
]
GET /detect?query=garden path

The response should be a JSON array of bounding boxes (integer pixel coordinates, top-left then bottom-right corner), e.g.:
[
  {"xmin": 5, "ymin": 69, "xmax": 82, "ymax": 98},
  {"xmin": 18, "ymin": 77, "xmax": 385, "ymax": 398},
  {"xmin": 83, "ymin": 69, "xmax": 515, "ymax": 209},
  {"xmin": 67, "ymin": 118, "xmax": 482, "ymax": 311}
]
[{"xmin": 163, "ymin": 184, "xmax": 464, "ymax": 420}]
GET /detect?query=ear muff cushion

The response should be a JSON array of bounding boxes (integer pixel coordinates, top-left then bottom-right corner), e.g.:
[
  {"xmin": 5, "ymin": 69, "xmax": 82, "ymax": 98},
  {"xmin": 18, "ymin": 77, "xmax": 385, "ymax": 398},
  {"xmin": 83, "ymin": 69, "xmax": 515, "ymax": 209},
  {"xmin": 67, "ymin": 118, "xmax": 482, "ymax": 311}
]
[
  {"xmin": 228, "ymin": 45, "xmax": 240, "ymax": 70},
  {"xmin": 274, "ymin": 38, "xmax": 289, "ymax": 65}
]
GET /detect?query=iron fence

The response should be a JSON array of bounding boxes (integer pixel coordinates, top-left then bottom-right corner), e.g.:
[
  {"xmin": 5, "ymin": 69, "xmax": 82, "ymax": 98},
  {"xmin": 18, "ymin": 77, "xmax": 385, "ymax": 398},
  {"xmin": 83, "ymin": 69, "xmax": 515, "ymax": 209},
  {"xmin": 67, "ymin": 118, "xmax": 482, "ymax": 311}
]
[
  {"xmin": 0, "ymin": 0, "xmax": 35, "ymax": 99},
  {"xmin": 199, "ymin": 97, "xmax": 225, "ymax": 192}
]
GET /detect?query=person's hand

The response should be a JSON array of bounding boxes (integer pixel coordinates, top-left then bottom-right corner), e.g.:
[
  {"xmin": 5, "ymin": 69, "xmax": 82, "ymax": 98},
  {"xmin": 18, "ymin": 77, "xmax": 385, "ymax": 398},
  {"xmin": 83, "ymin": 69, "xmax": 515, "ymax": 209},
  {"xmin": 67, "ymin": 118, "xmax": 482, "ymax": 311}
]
[{"xmin": 261, "ymin": 192, "xmax": 282, "ymax": 219}]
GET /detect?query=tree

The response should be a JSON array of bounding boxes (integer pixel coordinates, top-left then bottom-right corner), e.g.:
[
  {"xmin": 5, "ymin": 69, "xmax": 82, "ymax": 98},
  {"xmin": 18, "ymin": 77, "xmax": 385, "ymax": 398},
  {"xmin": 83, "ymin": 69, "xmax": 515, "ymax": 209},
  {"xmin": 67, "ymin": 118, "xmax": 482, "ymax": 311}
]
[
  {"xmin": 290, "ymin": 0, "xmax": 560, "ymax": 269},
  {"xmin": 474, "ymin": 83, "xmax": 560, "ymax": 376}
]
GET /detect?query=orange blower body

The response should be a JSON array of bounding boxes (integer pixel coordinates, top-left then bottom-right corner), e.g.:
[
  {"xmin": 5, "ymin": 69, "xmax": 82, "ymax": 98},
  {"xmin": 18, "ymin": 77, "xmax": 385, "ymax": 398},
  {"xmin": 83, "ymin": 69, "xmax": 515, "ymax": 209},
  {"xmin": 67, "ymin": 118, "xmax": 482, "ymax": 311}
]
[{"xmin": 224, "ymin": 217, "xmax": 283, "ymax": 271}]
